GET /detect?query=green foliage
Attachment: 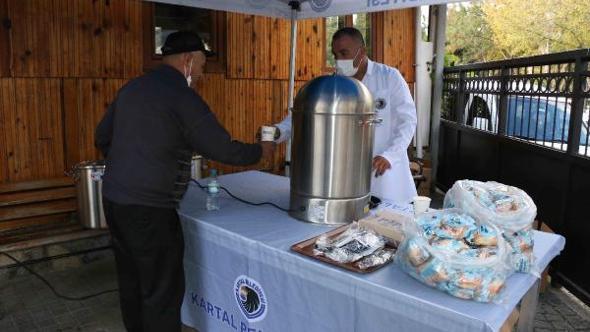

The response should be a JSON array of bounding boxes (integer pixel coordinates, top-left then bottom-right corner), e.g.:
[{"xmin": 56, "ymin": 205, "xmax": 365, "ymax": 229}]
[
  {"xmin": 445, "ymin": 0, "xmax": 590, "ymax": 65},
  {"xmin": 446, "ymin": 3, "xmax": 500, "ymax": 64}
]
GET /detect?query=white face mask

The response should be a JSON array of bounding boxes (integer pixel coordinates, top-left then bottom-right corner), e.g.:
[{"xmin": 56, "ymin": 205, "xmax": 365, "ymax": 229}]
[
  {"xmin": 184, "ymin": 58, "xmax": 194, "ymax": 87},
  {"xmin": 336, "ymin": 48, "xmax": 363, "ymax": 77}
]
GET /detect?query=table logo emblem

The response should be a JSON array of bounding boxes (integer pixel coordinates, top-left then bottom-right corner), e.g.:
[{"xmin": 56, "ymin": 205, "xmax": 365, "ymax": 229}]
[{"xmin": 234, "ymin": 275, "xmax": 268, "ymax": 322}]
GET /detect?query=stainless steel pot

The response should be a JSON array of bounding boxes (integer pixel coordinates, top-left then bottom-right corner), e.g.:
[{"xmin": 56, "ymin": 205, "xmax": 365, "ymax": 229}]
[
  {"xmin": 191, "ymin": 155, "xmax": 203, "ymax": 180},
  {"xmin": 289, "ymin": 75, "xmax": 378, "ymax": 224},
  {"xmin": 73, "ymin": 161, "xmax": 107, "ymax": 229}
]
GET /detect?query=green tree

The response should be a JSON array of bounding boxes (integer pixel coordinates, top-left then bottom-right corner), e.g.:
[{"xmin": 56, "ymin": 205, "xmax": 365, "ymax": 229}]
[
  {"xmin": 445, "ymin": 2, "xmax": 500, "ymax": 64},
  {"xmin": 483, "ymin": 0, "xmax": 590, "ymax": 57},
  {"xmin": 445, "ymin": 0, "xmax": 590, "ymax": 65}
]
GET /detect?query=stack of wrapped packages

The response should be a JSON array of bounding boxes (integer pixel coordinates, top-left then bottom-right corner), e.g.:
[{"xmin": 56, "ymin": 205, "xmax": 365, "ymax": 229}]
[
  {"xmin": 313, "ymin": 223, "xmax": 397, "ymax": 270},
  {"xmin": 443, "ymin": 180, "xmax": 537, "ymax": 273},
  {"xmin": 396, "ymin": 209, "xmax": 513, "ymax": 302}
]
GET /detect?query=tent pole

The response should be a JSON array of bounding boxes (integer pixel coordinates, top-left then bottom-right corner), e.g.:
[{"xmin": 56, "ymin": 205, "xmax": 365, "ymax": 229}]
[
  {"xmin": 285, "ymin": 1, "xmax": 299, "ymax": 177},
  {"xmin": 414, "ymin": 8, "xmax": 423, "ymax": 159},
  {"xmin": 429, "ymin": 4, "xmax": 447, "ymax": 194}
]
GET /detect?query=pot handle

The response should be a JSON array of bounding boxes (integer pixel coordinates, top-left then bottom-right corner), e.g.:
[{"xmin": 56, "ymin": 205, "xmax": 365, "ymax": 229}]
[{"xmin": 358, "ymin": 118, "xmax": 383, "ymax": 126}]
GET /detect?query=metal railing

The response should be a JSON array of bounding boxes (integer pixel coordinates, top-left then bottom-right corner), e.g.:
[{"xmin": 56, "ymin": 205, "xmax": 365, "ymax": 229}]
[{"xmin": 442, "ymin": 49, "xmax": 590, "ymax": 157}]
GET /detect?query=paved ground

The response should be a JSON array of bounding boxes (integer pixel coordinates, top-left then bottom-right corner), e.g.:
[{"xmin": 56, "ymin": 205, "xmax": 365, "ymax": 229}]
[
  {"xmin": 0, "ymin": 252, "xmax": 589, "ymax": 332},
  {"xmin": 535, "ymin": 287, "xmax": 590, "ymax": 331},
  {"xmin": 0, "ymin": 254, "xmax": 123, "ymax": 332}
]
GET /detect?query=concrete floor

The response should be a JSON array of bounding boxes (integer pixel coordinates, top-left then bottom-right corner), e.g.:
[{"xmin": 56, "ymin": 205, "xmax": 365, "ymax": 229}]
[
  {"xmin": 0, "ymin": 251, "xmax": 589, "ymax": 332},
  {"xmin": 0, "ymin": 254, "xmax": 122, "ymax": 332}
]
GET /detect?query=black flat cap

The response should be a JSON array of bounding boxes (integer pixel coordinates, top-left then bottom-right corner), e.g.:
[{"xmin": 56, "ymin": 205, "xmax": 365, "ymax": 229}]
[{"xmin": 161, "ymin": 31, "xmax": 215, "ymax": 57}]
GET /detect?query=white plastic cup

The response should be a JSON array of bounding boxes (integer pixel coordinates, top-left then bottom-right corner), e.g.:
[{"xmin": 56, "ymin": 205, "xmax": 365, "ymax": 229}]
[
  {"xmin": 413, "ymin": 196, "xmax": 432, "ymax": 216},
  {"xmin": 261, "ymin": 126, "xmax": 277, "ymax": 142}
]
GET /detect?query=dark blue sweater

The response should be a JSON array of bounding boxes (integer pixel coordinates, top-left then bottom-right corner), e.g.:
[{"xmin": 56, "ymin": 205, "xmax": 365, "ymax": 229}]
[{"xmin": 95, "ymin": 64, "xmax": 261, "ymax": 208}]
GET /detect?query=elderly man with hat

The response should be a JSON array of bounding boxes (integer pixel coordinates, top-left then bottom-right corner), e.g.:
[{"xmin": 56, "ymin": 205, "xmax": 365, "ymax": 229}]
[{"xmin": 95, "ymin": 31, "xmax": 274, "ymax": 331}]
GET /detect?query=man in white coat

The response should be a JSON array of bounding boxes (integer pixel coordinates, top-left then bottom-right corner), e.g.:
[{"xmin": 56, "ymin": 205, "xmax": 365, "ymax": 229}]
[{"xmin": 271, "ymin": 27, "xmax": 417, "ymax": 205}]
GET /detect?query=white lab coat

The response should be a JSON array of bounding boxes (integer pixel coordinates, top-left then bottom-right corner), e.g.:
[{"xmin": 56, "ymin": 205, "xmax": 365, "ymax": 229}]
[{"xmin": 275, "ymin": 60, "xmax": 418, "ymax": 205}]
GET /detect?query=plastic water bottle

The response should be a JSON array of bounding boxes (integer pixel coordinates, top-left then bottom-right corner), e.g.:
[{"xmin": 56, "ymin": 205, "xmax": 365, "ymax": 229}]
[{"xmin": 206, "ymin": 169, "xmax": 220, "ymax": 211}]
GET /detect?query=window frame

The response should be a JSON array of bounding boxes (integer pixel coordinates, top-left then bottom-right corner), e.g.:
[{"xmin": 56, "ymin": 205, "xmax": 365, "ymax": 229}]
[
  {"xmin": 322, "ymin": 13, "xmax": 383, "ymax": 73},
  {"xmin": 142, "ymin": 3, "xmax": 226, "ymax": 73}
]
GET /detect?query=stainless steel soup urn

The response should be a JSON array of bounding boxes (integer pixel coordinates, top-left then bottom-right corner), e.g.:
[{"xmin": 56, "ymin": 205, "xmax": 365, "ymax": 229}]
[{"xmin": 289, "ymin": 75, "xmax": 378, "ymax": 224}]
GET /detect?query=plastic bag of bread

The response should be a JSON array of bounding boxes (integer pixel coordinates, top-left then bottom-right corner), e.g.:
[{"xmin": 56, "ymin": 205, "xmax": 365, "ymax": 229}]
[
  {"xmin": 503, "ymin": 226, "xmax": 535, "ymax": 273},
  {"xmin": 443, "ymin": 180, "xmax": 537, "ymax": 273},
  {"xmin": 396, "ymin": 209, "xmax": 512, "ymax": 302},
  {"xmin": 443, "ymin": 180, "xmax": 536, "ymax": 232}
]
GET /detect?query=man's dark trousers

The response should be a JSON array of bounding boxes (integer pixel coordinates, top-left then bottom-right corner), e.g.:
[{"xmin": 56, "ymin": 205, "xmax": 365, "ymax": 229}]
[{"xmin": 103, "ymin": 198, "xmax": 185, "ymax": 332}]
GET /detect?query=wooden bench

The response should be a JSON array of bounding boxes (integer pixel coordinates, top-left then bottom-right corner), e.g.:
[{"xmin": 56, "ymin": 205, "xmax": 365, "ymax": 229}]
[{"xmin": 0, "ymin": 177, "xmax": 80, "ymax": 245}]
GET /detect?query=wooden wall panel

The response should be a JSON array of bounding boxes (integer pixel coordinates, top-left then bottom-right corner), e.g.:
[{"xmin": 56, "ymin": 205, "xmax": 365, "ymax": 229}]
[
  {"xmin": 0, "ymin": 78, "xmax": 64, "ymax": 184},
  {"xmin": 81, "ymin": 0, "xmax": 102, "ymax": 78},
  {"xmin": 63, "ymin": 78, "xmax": 127, "ymax": 169},
  {"xmin": 254, "ymin": 16, "xmax": 271, "ymax": 79},
  {"xmin": 371, "ymin": 11, "xmax": 385, "ymax": 64},
  {"xmin": 295, "ymin": 18, "xmax": 324, "ymax": 81},
  {"xmin": 196, "ymin": 74, "xmax": 277, "ymax": 175},
  {"xmin": 382, "ymin": 8, "xmax": 416, "ymax": 83},
  {"xmin": 0, "ymin": 78, "xmax": 10, "ymax": 183},
  {"xmin": 7, "ymin": 0, "xmax": 29, "ymax": 76},
  {"xmin": 8, "ymin": 0, "xmax": 142, "ymax": 78},
  {"xmin": 126, "ymin": 0, "xmax": 143, "ymax": 78},
  {"xmin": 0, "ymin": 0, "xmax": 10, "ymax": 77},
  {"xmin": 226, "ymin": 12, "xmax": 411, "ymax": 82},
  {"xmin": 227, "ymin": 13, "xmax": 255, "ymax": 78},
  {"xmin": 55, "ymin": 0, "xmax": 75, "ymax": 77},
  {"xmin": 227, "ymin": 14, "xmax": 324, "ymax": 81},
  {"xmin": 9, "ymin": 0, "xmax": 62, "ymax": 77},
  {"xmin": 227, "ymin": 14, "xmax": 274, "ymax": 80},
  {"xmin": 269, "ymin": 18, "xmax": 290, "ymax": 80}
]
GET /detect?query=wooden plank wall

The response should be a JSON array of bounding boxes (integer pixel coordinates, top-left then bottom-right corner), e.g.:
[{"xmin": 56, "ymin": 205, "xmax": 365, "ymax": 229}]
[
  {"xmin": 0, "ymin": 78, "xmax": 64, "ymax": 182},
  {"xmin": 0, "ymin": 1, "xmax": 416, "ymax": 243},
  {"xmin": 196, "ymin": 75, "xmax": 274, "ymax": 175},
  {"xmin": 226, "ymin": 14, "xmax": 324, "ymax": 81},
  {"xmin": 8, "ymin": 0, "xmax": 142, "ymax": 78},
  {"xmin": 382, "ymin": 8, "xmax": 416, "ymax": 83},
  {"xmin": 208, "ymin": 13, "xmax": 324, "ymax": 175},
  {"xmin": 63, "ymin": 79, "xmax": 127, "ymax": 169},
  {"xmin": 0, "ymin": 0, "xmax": 9, "ymax": 77},
  {"xmin": 0, "ymin": 0, "xmax": 142, "ymax": 244}
]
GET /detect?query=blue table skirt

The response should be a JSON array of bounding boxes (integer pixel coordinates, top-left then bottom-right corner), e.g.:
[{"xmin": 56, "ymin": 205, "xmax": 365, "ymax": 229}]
[{"xmin": 178, "ymin": 171, "xmax": 565, "ymax": 332}]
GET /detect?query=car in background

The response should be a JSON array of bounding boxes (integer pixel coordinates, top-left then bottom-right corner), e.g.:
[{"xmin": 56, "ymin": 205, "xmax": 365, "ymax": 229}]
[{"xmin": 463, "ymin": 94, "xmax": 589, "ymax": 155}]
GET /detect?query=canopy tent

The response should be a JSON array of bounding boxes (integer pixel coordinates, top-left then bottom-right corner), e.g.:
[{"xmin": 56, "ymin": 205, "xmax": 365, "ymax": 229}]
[
  {"xmin": 148, "ymin": 0, "xmax": 459, "ymax": 19},
  {"xmin": 147, "ymin": 0, "xmax": 457, "ymax": 182}
]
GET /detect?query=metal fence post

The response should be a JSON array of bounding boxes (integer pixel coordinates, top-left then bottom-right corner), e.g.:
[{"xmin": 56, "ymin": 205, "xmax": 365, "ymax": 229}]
[
  {"xmin": 455, "ymin": 70, "xmax": 466, "ymax": 124},
  {"xmin": 498, "ymin": 66, "xmax": 509, "ymax": 135},
  {"xmin": 567, "ymin": 56, "xmax": 586, "ymax": 155}
]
